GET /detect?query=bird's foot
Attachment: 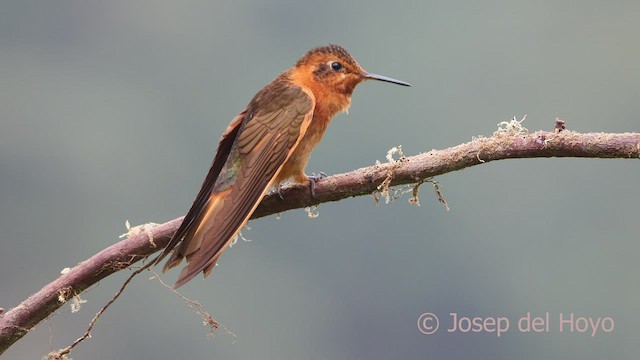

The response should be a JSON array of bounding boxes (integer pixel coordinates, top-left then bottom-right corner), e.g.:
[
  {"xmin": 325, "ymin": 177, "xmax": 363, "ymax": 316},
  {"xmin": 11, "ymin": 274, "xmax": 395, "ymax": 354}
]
[
  {"xmin": 308, "ymin": 172, "xmax": 327, "ymax": 198},
  {"xmin": 277, "ymin": 185, "xmax": 286, "ymax": 200}
]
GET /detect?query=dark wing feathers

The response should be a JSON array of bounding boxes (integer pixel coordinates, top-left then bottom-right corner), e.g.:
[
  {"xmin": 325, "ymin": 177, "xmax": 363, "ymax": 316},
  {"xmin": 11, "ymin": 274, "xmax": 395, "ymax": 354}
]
[
  {"xmin": 160, "ymin": 79, "xmax": 314, "ymax": 287},
  {"xmin": 155, "ymin": 109, "xmax": 246, "ymax": 267},
  {"xmin": 174, "ymin": 97, "xmax": 312, "ymax": 286}
]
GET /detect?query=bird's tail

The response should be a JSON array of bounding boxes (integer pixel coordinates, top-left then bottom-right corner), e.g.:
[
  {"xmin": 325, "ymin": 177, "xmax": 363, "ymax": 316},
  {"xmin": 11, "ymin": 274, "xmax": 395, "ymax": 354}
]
[{"xmin": 162, "ymin": 188, "xmax": 245, "ymax": 288}]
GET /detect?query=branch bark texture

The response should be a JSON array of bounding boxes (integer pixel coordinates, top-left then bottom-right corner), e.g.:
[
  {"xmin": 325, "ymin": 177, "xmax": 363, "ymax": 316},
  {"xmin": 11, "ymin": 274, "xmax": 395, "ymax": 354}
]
[{"xmin": 1, "ymin": 129, "xmax": 639, "ymax": 353}]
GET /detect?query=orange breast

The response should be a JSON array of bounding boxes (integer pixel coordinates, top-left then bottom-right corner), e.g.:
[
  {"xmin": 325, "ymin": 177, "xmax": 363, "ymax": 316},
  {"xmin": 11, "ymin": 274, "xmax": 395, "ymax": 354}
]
[{"xmin": 274, "ymin": 110, "xmax": 332, "ymax": 184}]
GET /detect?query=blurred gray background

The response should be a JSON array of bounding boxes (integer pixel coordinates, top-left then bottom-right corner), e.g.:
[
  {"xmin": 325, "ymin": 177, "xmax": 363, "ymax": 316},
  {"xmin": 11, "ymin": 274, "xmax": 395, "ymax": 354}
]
[{"xmin": 1, "ymin": 1, "xmax": 638, "ymax": 359}]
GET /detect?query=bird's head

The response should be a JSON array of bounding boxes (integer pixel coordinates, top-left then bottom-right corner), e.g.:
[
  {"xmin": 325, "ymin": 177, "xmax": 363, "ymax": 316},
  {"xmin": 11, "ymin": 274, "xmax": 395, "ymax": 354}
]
[{"xmin": 290, "ymin": 45, "xmax": 410, "ymax": 114}]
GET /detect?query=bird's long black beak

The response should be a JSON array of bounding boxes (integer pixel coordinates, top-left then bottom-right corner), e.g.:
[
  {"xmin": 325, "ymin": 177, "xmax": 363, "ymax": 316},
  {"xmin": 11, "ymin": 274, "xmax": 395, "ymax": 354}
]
[{"xmin": 362, "ymin": 73, "xmax": 411, "ymax": 86}]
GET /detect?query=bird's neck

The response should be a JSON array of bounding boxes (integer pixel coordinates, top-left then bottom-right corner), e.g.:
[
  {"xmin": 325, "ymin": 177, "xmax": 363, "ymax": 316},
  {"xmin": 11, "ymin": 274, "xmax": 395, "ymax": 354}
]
[{"xmin": 288, "ymin": 68, "xmax": 353, "ymax": 120}]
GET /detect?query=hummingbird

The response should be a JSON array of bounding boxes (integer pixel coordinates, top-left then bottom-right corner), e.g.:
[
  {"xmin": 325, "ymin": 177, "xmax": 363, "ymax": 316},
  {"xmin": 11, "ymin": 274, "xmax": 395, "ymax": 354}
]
[{"xmin": 157, "ymin": 44, "xmax": 410, "ymax": 288}]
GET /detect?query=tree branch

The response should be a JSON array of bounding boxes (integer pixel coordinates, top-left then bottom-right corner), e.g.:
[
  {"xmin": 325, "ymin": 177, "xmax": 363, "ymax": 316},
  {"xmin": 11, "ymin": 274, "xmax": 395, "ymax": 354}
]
[{"xmin": 1, "ymin": 128, "xmax": 639, "ymax": 354}]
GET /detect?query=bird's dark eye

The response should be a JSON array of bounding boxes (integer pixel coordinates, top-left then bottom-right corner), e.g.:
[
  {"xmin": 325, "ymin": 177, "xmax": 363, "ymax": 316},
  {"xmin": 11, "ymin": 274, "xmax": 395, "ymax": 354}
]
[{"xmin": 331, "ymin": 61, "xmax": 342, "ymax": 71}]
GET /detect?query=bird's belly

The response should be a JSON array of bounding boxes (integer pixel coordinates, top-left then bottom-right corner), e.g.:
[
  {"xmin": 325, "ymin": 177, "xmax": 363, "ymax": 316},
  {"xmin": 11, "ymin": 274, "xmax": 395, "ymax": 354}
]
[{"xmin": 274, "ymin": 117, "xmax": 330, "ymax": 185}]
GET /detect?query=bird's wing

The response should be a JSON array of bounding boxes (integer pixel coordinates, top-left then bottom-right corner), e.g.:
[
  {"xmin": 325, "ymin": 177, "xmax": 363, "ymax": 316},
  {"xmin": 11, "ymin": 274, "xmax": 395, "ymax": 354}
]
[
  {"xmin": 155, "ymin": 109, "xmax": 247, "ymax": 266},
  {"xmin": 159, "ymin": 82, "xmax": 315, "ymax": 288}
]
